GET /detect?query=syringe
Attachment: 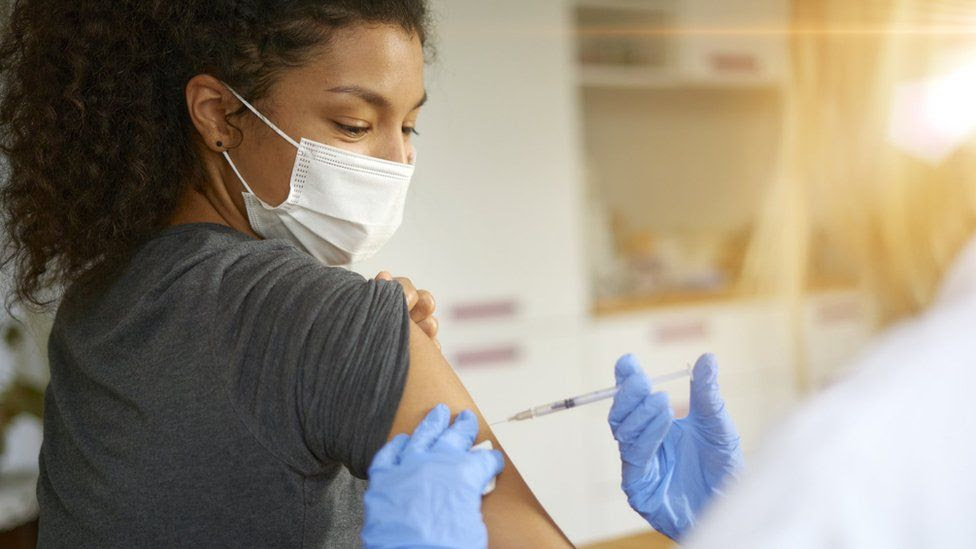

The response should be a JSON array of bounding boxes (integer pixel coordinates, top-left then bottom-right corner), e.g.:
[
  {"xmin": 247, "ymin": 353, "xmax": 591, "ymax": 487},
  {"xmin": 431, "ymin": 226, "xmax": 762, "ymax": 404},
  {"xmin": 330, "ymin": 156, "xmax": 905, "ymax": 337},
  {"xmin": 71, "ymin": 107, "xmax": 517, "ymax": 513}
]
[{"xmin": 492, "ymin": 366, "xmax": 692, "ymax": 425}]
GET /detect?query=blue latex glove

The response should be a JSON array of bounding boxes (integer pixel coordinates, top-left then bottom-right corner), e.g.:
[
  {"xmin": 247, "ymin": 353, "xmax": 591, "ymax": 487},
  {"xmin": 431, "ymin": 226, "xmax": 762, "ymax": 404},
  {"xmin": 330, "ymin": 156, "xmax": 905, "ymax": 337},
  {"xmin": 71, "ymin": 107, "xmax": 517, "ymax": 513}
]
[
  {"xmin": 609, "ymin": 353, "xmax": 744, "ymax": 541},
  {"xmin": 361, "ymin": 404, "xmax": 505, "ymax": 549}
]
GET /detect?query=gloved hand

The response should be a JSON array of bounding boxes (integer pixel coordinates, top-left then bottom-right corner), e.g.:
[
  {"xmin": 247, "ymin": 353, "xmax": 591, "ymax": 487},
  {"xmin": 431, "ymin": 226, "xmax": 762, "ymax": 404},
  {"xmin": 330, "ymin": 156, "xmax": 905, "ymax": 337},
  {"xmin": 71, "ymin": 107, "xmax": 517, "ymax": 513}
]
[
  {"xmin": 609, "ymin": 353, "xmax": 744, "ymax": 541},
  {"xmin": 361, "ymin": 404, "xmax": 505, "ymax": 549}
]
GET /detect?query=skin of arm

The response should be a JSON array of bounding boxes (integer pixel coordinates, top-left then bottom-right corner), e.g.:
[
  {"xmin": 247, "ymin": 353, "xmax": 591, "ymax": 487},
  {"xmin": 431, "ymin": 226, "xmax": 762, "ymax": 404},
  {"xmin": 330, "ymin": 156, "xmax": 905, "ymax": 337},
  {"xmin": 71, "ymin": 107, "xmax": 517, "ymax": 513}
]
[{"xmin": 388, "ymin": 320, "xmax": 574, "ymax": 548}]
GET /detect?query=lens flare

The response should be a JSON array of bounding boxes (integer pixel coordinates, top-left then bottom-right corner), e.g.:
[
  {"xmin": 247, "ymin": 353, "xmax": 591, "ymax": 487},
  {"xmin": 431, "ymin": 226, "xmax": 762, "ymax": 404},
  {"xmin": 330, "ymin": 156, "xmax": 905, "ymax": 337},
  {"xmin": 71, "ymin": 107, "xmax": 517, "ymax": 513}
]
[{"xmin": 888, "ymin": 59, "xmax": 976, "ymax": 163}]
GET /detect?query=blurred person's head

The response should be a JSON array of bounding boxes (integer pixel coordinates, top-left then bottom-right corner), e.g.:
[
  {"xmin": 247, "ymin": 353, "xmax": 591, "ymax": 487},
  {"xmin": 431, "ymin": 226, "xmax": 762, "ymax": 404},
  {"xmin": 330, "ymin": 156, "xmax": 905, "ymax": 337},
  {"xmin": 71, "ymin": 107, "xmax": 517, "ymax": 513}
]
[{"xmin": 744, "ymin": 0, "xmax": 976, "ymax": 325}]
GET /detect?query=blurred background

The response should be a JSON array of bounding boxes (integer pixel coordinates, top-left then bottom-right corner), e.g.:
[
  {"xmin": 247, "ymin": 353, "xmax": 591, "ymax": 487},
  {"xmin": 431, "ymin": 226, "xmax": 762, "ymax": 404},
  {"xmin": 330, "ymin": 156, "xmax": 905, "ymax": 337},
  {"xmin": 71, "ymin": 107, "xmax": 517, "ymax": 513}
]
[{"xmin": 3, "ymin": 0, "xmax": 976, "ymax": 547}]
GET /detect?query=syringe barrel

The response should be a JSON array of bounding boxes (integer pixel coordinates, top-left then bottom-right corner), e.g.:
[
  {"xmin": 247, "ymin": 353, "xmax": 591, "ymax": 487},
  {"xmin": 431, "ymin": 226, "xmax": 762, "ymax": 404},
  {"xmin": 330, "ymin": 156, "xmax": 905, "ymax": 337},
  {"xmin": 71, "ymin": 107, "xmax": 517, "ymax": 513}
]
[
  {"xmin": 513, "ymin": 366, "xmax": 691, "ymax": 421},
  {"xmin": 568, "ymin": 386, "xmax": 619, "ymax": 407},
  {"xmin": 529, "ymin": 386, "xmax": 617, "ymax": 417}
]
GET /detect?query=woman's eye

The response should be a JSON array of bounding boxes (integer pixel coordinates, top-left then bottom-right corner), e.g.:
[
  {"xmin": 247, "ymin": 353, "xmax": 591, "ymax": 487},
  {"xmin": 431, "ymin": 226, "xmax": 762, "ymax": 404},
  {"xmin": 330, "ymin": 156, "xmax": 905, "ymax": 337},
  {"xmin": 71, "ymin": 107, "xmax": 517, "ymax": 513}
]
[
  {"xmin": 403, "ymin": 127, "xmax": 420, "ymax": 137},
  {"xmin": 335, "ymin": 123, "xmax": 369, "ymax": 138}
]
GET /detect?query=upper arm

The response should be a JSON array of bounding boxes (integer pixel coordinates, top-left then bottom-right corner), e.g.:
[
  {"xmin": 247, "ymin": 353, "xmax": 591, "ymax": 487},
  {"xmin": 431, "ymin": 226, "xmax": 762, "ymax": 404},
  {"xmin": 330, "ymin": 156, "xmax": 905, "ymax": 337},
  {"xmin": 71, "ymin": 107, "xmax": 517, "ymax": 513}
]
[
  {"xmin": 387, "ymin": 321, "xmax": 573, "ymax": 549},
  {"xmin": 218, "ymin": 253, "xmax": 410, "ymax": 479}
]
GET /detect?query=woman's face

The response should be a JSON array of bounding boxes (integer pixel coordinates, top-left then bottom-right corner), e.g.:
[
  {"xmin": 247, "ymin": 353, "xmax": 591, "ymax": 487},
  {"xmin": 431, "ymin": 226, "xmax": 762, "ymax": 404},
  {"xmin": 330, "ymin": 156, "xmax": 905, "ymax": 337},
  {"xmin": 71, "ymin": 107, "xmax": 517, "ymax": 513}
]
[{"xmin": 223, "ymin": 24, "xmax": 426, "ymax": 206}]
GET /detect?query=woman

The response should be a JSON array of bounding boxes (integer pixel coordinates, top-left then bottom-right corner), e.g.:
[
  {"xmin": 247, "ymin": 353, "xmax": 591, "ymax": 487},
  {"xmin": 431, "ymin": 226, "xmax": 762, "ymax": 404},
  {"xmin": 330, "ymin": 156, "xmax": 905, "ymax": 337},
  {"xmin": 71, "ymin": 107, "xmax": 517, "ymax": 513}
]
[{"xmin": 0, "ymin": 1, "xmax": 569, "ymax": 547}]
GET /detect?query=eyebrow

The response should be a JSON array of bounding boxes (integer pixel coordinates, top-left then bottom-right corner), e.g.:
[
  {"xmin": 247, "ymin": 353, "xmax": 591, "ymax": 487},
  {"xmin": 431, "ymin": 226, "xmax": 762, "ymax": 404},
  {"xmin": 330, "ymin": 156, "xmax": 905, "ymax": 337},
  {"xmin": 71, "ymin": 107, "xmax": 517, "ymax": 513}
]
[{"xmin": 327, "ymin": 85, "xmax": 428, "ymax": 110}]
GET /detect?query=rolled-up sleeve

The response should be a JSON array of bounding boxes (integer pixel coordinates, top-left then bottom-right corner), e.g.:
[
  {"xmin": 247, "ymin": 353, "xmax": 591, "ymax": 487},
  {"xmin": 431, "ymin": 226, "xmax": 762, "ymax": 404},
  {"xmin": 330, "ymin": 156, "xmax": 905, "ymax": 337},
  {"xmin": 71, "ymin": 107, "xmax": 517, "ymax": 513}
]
[{"xmin": 214, "ymin": 244, "xmax": 410, "ymax": 479}]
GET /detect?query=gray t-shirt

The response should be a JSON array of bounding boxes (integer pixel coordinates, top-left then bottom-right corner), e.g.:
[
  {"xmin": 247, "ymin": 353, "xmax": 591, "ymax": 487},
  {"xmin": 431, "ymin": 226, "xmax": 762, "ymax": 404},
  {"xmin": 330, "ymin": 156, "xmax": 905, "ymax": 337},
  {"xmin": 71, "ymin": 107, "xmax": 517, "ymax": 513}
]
[{"xmin": 37, "ymin": 223, "xmax": 410, "ymax": 548}]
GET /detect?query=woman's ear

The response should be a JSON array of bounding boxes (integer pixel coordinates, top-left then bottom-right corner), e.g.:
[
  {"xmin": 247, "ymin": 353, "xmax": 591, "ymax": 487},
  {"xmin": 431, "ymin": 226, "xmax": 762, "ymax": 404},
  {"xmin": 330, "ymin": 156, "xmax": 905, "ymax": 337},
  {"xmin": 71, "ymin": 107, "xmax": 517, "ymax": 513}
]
[{"xmin": 185, "ymin": 74, "xmax": 240, "ymax": 152}]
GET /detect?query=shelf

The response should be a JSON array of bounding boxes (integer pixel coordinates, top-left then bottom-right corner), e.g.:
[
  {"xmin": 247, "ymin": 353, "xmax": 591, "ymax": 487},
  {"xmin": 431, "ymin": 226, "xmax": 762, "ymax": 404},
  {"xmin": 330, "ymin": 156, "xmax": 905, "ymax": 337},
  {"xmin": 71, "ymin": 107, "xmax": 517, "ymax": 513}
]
[
  {"xmin": 591, "ymin": 279, "xmax": 859, "ymax": 317},
  {"xmin": 592, "ymin": 287, "xmax": 744, "ymax": 316},
  {"xmin": 579, "ymin": 65, "xmax": 782, "ymax": 89}
]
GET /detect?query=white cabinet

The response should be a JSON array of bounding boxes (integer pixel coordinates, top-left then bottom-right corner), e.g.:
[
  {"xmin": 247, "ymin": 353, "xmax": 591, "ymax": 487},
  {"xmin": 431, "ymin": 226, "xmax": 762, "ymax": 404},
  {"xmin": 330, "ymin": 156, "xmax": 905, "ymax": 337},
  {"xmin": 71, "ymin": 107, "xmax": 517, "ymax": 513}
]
[
  {"xmin": 588, "ymin": 299, "xmax": 796, "ymax": 446},
  {"xmin": 449, "ymin": 320, "xmax": 592, "ymax": 540},
  {"xmin": 801, "ymin": 290, "xmax": 875, "ymax": 389},
  {"xmin": 438, "ymin": 317, "xmax": 587, "ymax": 421},
  {"xmin": 677, "ymin": 0, "xmax": 790, "ymax": 86}
]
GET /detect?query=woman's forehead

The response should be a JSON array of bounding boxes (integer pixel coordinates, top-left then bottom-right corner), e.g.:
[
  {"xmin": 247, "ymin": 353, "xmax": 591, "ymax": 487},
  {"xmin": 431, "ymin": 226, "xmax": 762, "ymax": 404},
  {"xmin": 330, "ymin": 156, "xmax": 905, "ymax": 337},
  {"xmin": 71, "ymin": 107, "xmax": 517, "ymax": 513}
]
[{"xmin": 277, "ymin": 24, "xmax": 426, "ymax": 112}]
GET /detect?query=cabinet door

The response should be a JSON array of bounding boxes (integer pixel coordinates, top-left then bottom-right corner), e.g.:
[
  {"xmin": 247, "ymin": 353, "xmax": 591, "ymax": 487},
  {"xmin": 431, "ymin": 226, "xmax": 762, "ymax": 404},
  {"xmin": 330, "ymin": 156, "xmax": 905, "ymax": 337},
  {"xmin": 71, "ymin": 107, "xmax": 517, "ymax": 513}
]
[
  {"xmin": 678, "ymin": 0, "xmax": 789, "ymax": 85},
  {"xmin": 442, "ymin": 319, "xmax": 591, "ymax": 542},
  {"xmin": 802, "ymin": 290, "xmax": 874, "ymax": 388}
]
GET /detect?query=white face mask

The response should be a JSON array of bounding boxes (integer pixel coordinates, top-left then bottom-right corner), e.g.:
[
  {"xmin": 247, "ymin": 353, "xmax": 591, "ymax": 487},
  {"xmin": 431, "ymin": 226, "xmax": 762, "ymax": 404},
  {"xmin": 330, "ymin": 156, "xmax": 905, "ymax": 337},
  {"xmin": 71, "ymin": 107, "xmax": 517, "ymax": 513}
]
[{"xmin": 221, "ymin": 85, "xmax": 415, "ymax": 266}]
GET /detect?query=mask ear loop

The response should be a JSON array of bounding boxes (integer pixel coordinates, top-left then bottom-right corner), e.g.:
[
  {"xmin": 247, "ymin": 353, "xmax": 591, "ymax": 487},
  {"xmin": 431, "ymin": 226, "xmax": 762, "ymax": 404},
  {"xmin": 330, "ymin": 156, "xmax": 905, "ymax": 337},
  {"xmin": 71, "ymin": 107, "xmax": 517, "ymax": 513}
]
[
  {"xmin": 222, "ymin": 150, "xmax": 260, "ymax": 198},
  {"xmin": 220, "ymin": 82, "xmax": 301, "ymax": 205},
  {"xmin": 222, "ymin": 83, "xmax": 301, "ymax": 149}
]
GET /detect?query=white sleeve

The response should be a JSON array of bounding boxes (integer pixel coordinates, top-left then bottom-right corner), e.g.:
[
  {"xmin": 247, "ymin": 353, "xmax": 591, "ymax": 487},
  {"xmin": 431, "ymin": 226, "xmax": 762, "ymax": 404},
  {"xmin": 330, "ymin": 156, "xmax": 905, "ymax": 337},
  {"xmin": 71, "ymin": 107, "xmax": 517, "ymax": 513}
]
[
  {"xmin": 682, "ymin": 396, "xmax": 852, "ymax": 549},
  {"xmin": 683, "ymin": 328, "xmax": 976, "ymax": 549}
]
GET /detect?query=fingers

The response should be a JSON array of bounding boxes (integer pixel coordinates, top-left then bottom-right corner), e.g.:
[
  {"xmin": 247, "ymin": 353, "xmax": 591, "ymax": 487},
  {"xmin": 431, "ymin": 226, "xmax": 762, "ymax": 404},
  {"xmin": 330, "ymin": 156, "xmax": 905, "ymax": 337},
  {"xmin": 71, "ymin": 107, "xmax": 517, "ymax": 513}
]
[
  {"xmin": 614, "ymin": 353, "xmax": 643, "ymax": 386},
  {"xmin": 370, "ymin": 433, "xmax": 409, "ymax": 471},
  {"xmin": 614, "ymin": 392, "xmax": 671, "ymax": 444},
  {"xmin": 688, "ymin": 353, "xmax": 741, "ymax": 448},
  {"xmin": 691, "ymin": 353, "xmax": 718, "ymax": 384},
  {"xmin": 433, "ymin": 409, "xmax": 479, "ymax": 452},
  {"xmin": 689, "ymin": 353, "xmax": 725, "ymax": 418},
  {"xmin": 411, "ymin": 289, "xmax": 436, "ymax": 324},
  {"xmin": 609, "ymin": 368, "xmax": 651, "ymax": 427},
  {"xmin": 417, "ymin": 315, "xmax": 438, "ymax": 340},
  {"xmin": 392, "ymin": 276, "xmax": 419, "ymax": 312},
  {"xmin": 401, "ymin": 404, "xmax": 450, "ymax": 459},
  {"xmin": 377, "ymin": 275, "xmax": 438, "ymax": 334},
  {"xmin": 628, "ymin": 399, "xmax": 676, "ymax": 465},
  {"xmin": 470, "ymin": 449, "xmax": 505, "ymax": 488}
]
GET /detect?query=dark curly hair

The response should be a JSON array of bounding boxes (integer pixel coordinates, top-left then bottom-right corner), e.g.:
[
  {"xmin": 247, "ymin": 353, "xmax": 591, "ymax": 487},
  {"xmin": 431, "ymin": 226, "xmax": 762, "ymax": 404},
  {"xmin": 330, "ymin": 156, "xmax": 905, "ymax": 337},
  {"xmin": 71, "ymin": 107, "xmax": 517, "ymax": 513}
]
[{"xmin": 0, "ymin": 0, "xmax": 431, "ymax": 309}]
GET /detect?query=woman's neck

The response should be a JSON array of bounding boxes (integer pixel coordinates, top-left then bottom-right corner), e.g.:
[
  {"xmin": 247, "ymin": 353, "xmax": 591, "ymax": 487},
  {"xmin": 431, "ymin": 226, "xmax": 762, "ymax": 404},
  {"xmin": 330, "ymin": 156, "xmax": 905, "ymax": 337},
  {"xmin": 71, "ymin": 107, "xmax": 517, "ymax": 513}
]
[{"xmin": 168, "ymin": 183, "xmax": 259, "ymax": 239}]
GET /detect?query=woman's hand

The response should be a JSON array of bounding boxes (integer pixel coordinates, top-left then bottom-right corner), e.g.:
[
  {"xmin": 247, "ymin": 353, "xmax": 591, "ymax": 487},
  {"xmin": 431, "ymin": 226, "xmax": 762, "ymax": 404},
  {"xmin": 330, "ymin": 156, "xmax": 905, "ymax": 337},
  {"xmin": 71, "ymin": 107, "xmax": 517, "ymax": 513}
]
[{"xmin": 375, "ymin": 271, "xmax": 439, "ymax": 348}]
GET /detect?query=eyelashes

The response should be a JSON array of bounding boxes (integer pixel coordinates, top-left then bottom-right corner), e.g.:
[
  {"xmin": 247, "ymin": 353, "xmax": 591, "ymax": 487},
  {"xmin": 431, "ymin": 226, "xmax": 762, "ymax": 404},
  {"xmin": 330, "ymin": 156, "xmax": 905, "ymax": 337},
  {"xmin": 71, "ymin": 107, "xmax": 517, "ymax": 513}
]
[
  {"xmin": 335, "ymin": 123, "xmax": 368, "ymax": 138},
  {"xmin": 334, "ymin": 123, "xmax": 420, "ymax": 138}
]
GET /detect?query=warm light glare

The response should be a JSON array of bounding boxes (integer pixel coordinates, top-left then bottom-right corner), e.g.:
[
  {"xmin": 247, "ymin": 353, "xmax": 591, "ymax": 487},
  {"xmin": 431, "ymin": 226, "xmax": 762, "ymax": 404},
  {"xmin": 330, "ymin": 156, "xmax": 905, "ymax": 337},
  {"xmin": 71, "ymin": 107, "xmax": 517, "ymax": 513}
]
[
  {"xmin": 888, "ymin": 59, "xmax": 976, "ymax": 163},
  {"xmin": 574, "ymin": 25, "xmax": 976, "ymax": 37}
]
